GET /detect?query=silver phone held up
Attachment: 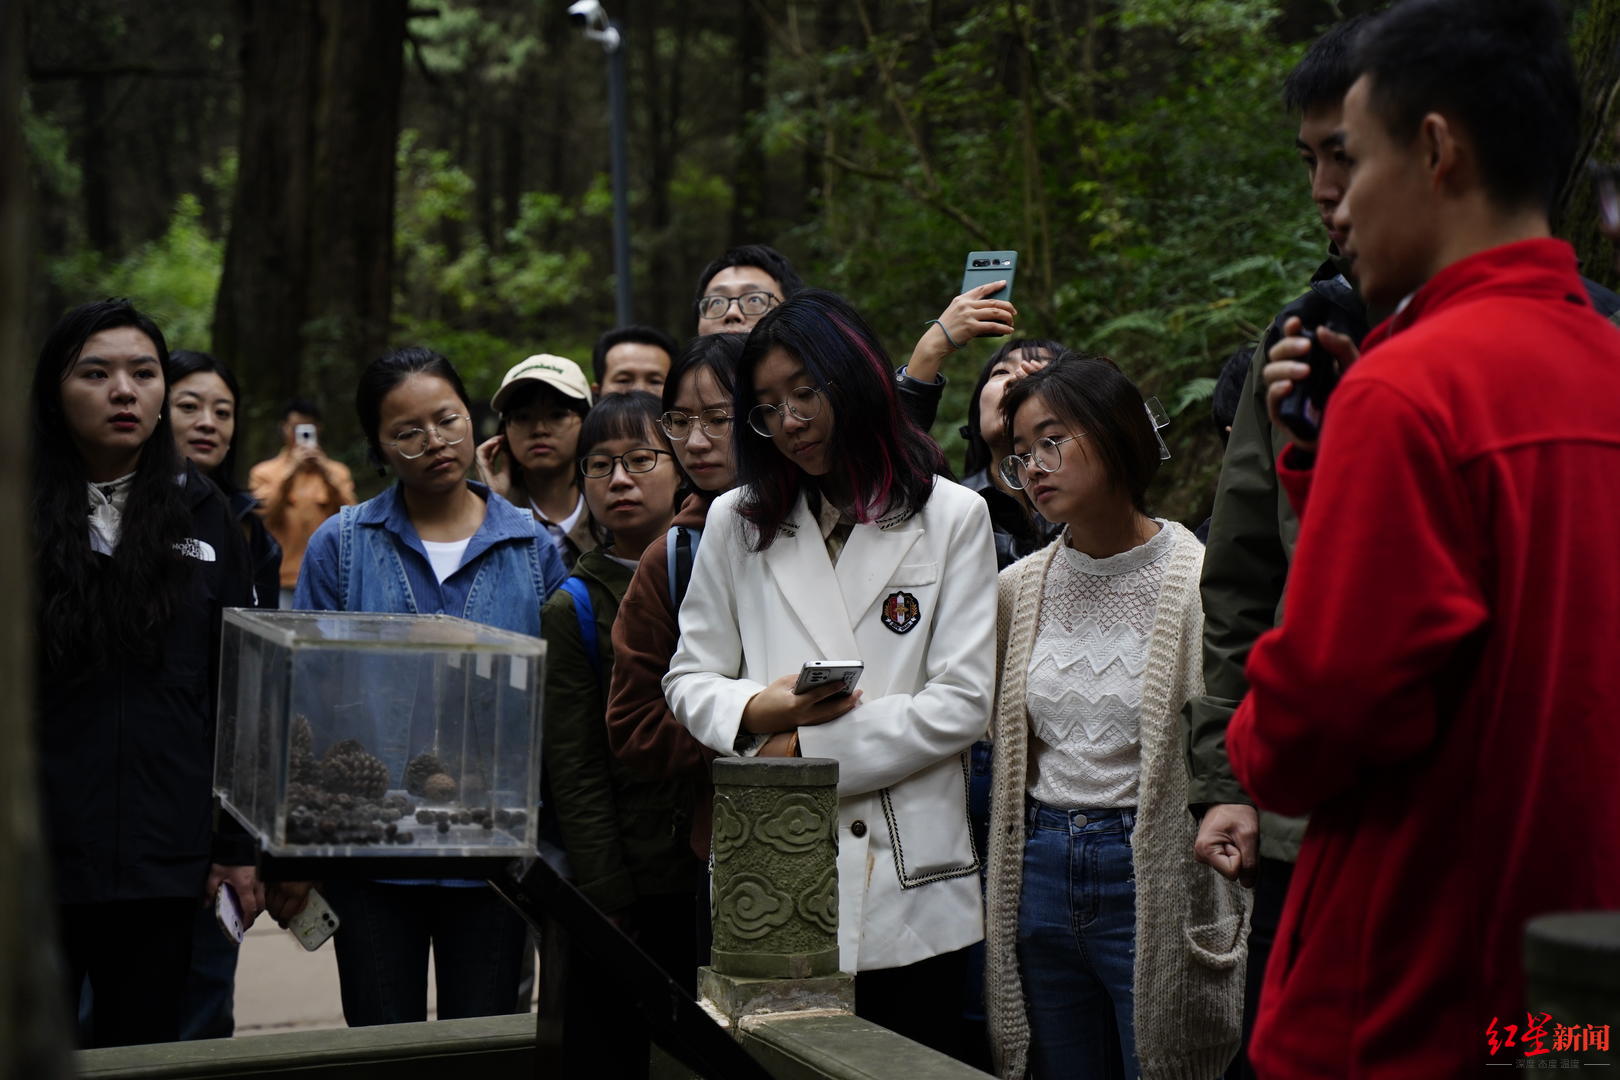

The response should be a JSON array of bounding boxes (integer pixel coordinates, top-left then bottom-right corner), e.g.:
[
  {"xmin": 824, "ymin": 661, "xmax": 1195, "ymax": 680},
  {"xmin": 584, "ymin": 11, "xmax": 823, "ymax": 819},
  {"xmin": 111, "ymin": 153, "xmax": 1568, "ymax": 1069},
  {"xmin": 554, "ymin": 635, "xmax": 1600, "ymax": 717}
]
[{"xmin": 793, "ymin": 659, "xmax": 864, "ymax": 699}]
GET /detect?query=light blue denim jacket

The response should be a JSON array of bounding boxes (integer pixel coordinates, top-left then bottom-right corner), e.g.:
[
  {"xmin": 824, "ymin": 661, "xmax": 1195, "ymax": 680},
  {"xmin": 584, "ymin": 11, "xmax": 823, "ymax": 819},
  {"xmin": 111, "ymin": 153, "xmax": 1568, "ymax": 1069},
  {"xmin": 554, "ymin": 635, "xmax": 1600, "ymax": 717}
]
[
  {"xmin": 294, "ymin": 480, "xmax": 566, "ymax": 887},
  {"xmin": 294, "ymin": 480, "xmax": 566, "ymax": 629}
]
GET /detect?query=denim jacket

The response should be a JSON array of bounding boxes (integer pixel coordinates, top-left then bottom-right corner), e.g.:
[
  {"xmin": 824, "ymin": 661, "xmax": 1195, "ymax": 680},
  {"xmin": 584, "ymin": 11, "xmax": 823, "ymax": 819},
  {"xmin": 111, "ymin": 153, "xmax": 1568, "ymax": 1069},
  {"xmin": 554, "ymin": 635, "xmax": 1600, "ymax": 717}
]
[{"xmin": 294, "ymin": 480, "xmax": 566, "ymax": 632}]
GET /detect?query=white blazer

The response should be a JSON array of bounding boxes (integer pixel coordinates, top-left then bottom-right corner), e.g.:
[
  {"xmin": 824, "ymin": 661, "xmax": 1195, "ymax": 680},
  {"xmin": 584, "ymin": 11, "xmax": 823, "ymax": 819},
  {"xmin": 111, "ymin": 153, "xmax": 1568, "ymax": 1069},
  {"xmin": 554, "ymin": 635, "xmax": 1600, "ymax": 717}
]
[{"xmin": 664, "ymin": 477, "xmax": 997, "ymax": 972}]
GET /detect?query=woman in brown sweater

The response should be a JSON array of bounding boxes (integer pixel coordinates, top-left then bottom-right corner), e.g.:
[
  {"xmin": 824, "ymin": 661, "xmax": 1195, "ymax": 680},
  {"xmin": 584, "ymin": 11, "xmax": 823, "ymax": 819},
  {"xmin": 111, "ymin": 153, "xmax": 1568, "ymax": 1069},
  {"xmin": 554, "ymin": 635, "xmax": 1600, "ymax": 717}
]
[{"xmin": 603, "ymin": 333, "xmax": 745, "ymax": 857}]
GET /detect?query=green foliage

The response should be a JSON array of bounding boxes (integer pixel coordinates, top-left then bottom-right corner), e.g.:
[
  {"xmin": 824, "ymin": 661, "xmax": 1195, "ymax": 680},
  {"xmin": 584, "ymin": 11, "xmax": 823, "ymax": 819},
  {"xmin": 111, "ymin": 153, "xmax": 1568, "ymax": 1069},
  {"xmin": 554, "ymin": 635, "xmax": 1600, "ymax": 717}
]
[{"xmin": 48, "ymin": 193, "xmax": 223, "ymax": 350}]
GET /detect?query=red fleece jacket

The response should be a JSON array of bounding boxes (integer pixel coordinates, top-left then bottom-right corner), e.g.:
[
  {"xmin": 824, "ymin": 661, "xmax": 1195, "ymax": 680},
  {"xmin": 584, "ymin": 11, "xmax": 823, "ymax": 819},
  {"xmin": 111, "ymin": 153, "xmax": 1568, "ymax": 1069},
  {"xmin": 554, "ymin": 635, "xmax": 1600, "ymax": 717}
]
[{"xmin": 1228, "ymin": 239, "xmax": 1620, "ymax": 1079}]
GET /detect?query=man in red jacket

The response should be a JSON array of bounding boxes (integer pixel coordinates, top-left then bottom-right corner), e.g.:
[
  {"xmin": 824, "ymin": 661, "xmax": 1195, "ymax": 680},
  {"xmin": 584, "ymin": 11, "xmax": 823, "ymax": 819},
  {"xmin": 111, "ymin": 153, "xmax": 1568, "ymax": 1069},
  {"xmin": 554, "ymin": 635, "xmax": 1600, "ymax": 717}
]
[{"xmin": 1227, "ymin": 1, "xmax": 1620, "ymax": 1076}]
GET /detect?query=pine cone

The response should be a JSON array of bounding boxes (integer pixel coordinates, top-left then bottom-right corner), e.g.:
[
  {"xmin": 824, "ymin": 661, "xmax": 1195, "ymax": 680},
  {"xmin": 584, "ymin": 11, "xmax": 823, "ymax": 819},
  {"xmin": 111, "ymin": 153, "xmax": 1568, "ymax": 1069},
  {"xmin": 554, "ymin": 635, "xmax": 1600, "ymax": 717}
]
[
  {"xmin": 422, "ymin": 772, "xmax": 458, "ymax": 804},
  {"xmin": 319, "ymin": 739, "xmax": 390, "ymax": 800},
  {"xmin": 404, "ymin": 752, "xmax": 451, "ymax": 797}
]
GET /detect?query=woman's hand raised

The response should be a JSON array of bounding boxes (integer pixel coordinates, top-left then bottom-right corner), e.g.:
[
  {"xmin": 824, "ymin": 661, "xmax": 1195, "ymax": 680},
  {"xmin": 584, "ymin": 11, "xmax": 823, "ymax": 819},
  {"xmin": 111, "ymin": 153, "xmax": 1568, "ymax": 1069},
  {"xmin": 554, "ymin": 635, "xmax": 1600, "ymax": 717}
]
[{"xmin": 740, "ymin": 673, "xmax": 863, "ymax": 735}]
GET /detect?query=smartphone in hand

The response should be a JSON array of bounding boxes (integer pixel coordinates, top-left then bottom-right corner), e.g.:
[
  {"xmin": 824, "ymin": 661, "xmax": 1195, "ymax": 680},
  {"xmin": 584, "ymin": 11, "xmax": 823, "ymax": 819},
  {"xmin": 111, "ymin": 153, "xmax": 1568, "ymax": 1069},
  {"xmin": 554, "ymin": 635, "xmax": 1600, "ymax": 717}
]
[
  {"xmin": 793, "ymin": 660, "xmax": 864, "ymax": 699},
  {"xmin": 962, "ymin": 251, "xmax": 1018, "ymax": 302},
  {"xmin": 215, "ymin": 882, "xmax": 246, "ymax": 946},
  {"xmin": 287, "ymin": 888, "xmax": 340, "ymax": 952},
  {"xmin": 294, "ymin": 423, "xmax": 318, "ymax": 450}
]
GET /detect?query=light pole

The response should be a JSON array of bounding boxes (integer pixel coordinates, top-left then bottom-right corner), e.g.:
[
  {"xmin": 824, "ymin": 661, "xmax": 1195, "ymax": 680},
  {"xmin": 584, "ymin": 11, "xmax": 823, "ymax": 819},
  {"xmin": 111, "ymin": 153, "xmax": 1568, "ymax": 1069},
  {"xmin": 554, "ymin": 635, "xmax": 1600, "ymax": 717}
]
[{"xmin": 569, "ymin": 1, "xmax": 633, "ymax": 327}]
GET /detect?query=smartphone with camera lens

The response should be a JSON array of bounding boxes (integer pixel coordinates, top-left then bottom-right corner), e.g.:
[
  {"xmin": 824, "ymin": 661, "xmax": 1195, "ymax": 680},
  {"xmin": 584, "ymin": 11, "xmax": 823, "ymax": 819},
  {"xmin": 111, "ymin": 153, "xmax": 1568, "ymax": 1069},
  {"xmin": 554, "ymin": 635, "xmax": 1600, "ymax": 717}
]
[
  {"xmin": 793, "ymin": 660, "xmax": 864, "ymax": 699},
  {"xmin": 294, "ymin": 423, "xmax": 318, "ymax": 450},
  {"xmin": 961, "ymin": 251, "xmax": 1018, "ymax": 302}
]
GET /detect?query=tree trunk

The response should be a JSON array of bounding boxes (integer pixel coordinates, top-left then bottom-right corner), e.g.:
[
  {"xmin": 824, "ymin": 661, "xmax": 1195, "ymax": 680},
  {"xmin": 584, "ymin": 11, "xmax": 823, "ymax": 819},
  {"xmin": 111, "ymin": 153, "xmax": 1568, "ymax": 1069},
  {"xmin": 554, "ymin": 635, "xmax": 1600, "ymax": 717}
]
[
  {"xmin": 0, "ymin": 0, "xmax": 74, "ymax": 1072},
  {"xmin": 214, "ymin": 0, "xmax": 406, "ymax": 469},
  {"xmin": 1556, "ymin": 0, "xmax": 1620, "ymax": 290},
  {"xmin": 729, "ymin": 0, "xmax": 768, "ymax": 243}
]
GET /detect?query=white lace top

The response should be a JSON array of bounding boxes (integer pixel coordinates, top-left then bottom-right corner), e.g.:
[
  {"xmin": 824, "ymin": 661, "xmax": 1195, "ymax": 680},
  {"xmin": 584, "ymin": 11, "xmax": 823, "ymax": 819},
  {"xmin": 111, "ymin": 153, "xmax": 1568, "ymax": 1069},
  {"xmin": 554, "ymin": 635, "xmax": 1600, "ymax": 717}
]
[{"xmin": 1026, "ymin": 520, "xmax": 1172, "ymax": 809}]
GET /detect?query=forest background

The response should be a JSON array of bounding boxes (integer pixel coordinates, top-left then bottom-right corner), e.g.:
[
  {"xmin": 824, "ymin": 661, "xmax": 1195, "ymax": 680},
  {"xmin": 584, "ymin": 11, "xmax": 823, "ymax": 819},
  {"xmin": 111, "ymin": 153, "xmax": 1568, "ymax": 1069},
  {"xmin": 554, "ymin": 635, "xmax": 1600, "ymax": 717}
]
[{"xmin": 21, "ymin": 0, "xmax": 1620, "ymax": 522}]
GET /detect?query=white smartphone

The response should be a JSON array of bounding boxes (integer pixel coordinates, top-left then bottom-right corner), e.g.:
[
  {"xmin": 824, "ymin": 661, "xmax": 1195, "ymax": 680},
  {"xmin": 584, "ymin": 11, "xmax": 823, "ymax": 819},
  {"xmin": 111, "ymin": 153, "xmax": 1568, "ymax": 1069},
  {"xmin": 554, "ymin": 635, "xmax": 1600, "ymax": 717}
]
[
  {"xmin": 793, "ymin": 659, "xmax": 864, "ymax": 698},
  {"xmin": 294, "ymin": 423, "xmax": 318, "ymax": 449},
  {"xmin": 287, "ymin": 888, "xmax": 340, "ymax": 952},
  {"xmin": 214, "ymin": 881, "xmax": 246, "ymax": 945}
]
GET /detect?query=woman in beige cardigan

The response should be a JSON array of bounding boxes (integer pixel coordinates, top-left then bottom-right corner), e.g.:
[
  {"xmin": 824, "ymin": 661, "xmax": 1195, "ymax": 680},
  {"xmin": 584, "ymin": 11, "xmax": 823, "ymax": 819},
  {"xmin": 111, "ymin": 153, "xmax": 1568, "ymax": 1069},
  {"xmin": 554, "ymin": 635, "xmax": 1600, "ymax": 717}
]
[{"xmin": 985, "ymin": 359, "xmax": 1248, "ymax": 1080}]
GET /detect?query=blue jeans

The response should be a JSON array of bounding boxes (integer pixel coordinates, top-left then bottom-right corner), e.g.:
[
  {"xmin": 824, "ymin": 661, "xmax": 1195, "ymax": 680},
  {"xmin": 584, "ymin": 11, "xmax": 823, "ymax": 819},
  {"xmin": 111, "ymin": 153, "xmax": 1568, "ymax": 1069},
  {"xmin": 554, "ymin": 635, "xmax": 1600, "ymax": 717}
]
[{"xmin": 1017, "ymin": 801, "xmax": 1139, "ymax": 1080}]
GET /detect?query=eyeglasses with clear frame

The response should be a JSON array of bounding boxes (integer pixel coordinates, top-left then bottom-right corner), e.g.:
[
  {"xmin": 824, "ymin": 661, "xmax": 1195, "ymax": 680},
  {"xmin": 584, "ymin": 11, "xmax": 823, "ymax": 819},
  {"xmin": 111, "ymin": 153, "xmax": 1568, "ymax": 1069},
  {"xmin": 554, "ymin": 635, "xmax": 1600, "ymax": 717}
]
[
  {"xmin": 748, "ymin": 385, "xmax": 827, "ymax": 437},
  {"xmin": 696, "ymin": 291, "xmax": 779, "ymax": 321},
  {"xmin": 388, "ymin": 414, "xmax": 469, "ymax": 459},
  {"xmin": 659, "ymin": 408, "xmax": 734, "ymax": 441},
  {"xmin": 578, "ymin": 447, "xmax": 675, "ymax": 479},
  {"xmin": 999, "ymin": 433, "xmax": 1088, "ymax": 490}
]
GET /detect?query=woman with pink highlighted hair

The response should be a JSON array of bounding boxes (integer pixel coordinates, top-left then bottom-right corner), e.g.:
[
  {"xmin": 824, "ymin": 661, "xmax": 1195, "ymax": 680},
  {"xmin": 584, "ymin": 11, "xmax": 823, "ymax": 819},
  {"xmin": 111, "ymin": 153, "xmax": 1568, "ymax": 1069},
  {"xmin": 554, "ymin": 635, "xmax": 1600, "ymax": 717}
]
[{"xmin": 664, "ymin": 290, "xmax": 997, "ymax": 1061}]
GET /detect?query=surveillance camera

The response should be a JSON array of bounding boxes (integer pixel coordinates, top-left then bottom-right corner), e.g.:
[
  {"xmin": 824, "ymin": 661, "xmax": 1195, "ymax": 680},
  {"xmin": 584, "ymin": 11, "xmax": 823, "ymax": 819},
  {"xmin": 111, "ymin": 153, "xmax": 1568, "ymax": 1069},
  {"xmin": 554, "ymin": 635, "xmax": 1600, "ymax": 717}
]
[{"xmin": 568, "ymin": 0, "xmax": 607, "ymax": 31}]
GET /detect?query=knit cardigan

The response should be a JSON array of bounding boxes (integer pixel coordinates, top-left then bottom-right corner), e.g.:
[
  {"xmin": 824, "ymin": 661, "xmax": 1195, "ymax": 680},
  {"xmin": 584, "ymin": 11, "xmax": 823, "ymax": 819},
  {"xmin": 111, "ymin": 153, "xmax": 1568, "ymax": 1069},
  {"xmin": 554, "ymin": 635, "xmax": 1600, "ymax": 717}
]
[{"xmin": 985, "ymin": 523, "xmax": 1249, "ymax": 1080}]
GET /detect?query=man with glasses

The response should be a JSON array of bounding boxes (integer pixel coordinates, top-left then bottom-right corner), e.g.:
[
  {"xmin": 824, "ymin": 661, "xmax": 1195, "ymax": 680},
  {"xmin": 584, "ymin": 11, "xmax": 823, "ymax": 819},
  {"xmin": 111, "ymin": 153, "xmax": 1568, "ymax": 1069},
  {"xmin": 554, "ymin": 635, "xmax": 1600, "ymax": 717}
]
[{"xmin": 692, "ymin": 243, "xmax": 952, "ymax": 430}]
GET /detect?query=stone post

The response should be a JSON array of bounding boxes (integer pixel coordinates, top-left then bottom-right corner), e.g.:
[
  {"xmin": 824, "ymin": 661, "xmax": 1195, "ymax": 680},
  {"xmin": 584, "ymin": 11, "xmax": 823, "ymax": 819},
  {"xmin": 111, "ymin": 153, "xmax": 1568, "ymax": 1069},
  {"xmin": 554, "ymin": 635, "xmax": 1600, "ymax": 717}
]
[
  {"xmin": 698, "ymin": 757, "xmax": 853, "ymax": 1026},
  {"xmin": 1525, "ymin": 913, "xmax": 1619, "ymax": 1066}
]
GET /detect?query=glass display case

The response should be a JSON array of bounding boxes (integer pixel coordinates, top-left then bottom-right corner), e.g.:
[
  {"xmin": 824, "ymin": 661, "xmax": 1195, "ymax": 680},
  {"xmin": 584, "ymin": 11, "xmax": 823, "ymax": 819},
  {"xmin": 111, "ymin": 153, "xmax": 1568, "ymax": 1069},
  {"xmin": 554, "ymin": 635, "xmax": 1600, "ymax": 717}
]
[{"xmin": 215, "ymin": 610, "xmax": 544, "ymax": 862}]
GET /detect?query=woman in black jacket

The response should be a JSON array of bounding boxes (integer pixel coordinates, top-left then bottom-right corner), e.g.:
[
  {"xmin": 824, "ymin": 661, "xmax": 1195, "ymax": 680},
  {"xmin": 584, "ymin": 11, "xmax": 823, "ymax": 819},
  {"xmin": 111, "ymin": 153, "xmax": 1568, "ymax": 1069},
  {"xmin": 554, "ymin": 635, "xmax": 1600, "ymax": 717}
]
[{"xmin": 31, "ymin": 299, "xmax": 258, "ymax": 1048}]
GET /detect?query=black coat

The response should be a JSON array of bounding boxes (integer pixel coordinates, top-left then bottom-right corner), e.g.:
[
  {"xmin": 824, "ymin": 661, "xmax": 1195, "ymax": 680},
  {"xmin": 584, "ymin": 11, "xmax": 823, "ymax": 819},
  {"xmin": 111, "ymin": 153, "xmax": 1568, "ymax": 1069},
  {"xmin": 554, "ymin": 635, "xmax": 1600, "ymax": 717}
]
[{"xmin": 37, "ymin": 468, "xmax": 256, "ymax": 905}]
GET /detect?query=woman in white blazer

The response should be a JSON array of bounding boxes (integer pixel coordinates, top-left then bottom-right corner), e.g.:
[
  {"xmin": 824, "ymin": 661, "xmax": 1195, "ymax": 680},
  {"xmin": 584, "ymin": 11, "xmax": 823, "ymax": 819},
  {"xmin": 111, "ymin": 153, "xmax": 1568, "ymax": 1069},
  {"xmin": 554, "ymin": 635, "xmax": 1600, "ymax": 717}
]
[{"xmin": 664, "ymin": 290, "xmax": 997, "ymax": 1058}]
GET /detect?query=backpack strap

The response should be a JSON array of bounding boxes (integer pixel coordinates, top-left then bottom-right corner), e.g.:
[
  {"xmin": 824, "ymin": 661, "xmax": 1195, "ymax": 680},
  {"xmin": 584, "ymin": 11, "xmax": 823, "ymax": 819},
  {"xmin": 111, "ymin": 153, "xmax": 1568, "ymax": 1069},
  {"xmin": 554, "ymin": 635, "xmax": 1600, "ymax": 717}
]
[
  {"xmin": 558, "ymin": 576, "xmax": 602, "ymax": 687},
  {"xmin": 667, "ymin": 526, "xmax": 701, "ymax": 610}
]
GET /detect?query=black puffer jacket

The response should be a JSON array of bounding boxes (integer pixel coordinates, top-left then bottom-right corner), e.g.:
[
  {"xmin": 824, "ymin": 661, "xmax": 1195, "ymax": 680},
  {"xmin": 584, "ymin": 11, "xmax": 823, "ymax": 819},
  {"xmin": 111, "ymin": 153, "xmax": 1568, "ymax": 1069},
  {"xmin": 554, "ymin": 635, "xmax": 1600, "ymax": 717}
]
[{"xmin": 37, "ymin": 467, "xmax": 256, "ymax": 904}]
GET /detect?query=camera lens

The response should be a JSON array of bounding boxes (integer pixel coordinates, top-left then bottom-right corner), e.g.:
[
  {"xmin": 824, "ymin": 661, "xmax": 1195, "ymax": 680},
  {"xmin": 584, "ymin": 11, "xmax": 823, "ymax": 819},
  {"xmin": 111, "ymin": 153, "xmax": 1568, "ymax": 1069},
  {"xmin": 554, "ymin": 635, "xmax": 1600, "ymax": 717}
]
[{"xmin": 972, "ymin": 259, "xmax": 989, "ymax": 268}]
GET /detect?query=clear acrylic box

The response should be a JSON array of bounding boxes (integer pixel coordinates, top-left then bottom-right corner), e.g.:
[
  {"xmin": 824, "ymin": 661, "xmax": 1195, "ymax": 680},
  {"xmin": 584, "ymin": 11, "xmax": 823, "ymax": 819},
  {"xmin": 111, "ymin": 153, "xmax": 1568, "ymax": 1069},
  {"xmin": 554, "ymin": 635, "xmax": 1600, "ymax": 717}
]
[{"xmin": 215, "ymin": 610, "xmax": 544, "ymax": 860}]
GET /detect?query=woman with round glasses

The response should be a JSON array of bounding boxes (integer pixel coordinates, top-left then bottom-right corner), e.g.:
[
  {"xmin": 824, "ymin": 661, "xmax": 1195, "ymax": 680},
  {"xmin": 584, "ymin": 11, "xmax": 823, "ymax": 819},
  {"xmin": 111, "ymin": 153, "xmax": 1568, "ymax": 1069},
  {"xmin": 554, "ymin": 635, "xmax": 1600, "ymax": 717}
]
[
  {"xmin": 664, "ymin": 290, "xmax": 997, "ymax": 1059},
  {"xmin": 603, "ymin": 334, "xmax": 744, "ymax": 918},
  {"xmin": 540, "ymin": 390, "xmax": 698, "ymax": 1072},
  {"xmin": 983, "ymin": 359, "xmax": 1246, "ymax": 1080},
  {"xmin": 292, "ymin": 346, "xmax": 567, "ymax": 1027}
]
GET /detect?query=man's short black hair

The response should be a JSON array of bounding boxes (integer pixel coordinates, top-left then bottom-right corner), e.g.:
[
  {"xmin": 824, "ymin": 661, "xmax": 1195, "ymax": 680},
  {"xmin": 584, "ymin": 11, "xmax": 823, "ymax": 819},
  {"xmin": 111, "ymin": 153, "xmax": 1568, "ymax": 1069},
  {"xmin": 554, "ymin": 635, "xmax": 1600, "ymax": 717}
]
[
  {"xmin": 1351, "ymin": 0, "xmax": 1578, "ymax": 215},
  {"xmin": 1282, "ymin": 15, "xmax": 1370, "ymax": 115},
  {"xmin": 692, "ymin": 244, "xmax": 804, "ymax": 309},
  {"xmin": 591, "ymin": 324, "xmax": 679, "ymax": 385},
  {"xmin": 282, "ymin": 397, "xmax": 321, "ymax": 422}
]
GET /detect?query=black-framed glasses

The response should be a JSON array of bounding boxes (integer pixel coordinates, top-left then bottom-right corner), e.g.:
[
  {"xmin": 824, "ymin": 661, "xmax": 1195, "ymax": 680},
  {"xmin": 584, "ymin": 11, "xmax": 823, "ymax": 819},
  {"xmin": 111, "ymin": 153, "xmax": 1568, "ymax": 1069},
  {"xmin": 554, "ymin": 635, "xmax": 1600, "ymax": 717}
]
[
  {"xmin": 748, "ymin": 385, "xmax": 826, "ymax": 437},
  {"xmin": 659, "ymin": 408, "xmax": 734, "ymax": 441},
  {"xmin": 389, "ymin": 414, "xmax": 469, "ymax": 459},
  {"xmin": 999, "ymin": 433, "xmax": 1088, "ymax": 490},
  {"xmin": 696, "ymin": 291, "xmax": 779, "ymax": 320},
  {"xmin": 578, "ymin": 447, "xmax": 675, "ymax": 479},
  {"xmin": 1590, "ymin": 159, "xmax": 1620, "ymax": 231}
]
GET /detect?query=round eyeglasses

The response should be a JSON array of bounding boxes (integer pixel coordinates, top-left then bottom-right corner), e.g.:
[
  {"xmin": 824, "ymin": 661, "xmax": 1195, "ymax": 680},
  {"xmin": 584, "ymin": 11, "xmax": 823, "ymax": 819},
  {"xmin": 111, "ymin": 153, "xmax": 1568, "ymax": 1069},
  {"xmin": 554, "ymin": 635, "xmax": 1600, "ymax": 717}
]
[
  {"xmin": 578, "ymin": 447, "xmax": 675, "ymax": 480},
  {"xmin": 697, "ymin": 291, "xmax": 779, "ymax": 321},
  {"xmin": 389, "ymin": 414, "xmax": 469, "ymax": 459},
  {"xmin": 999, "ymin": 433, "xmax": 1088, "ymax": 490},
  {"xmin": 748, "ymin": 385, "xmax": 826, "ymax": 437},
  {"xmin": 659, "ymin": 408, "xmax": 734, "ymax": 441}
]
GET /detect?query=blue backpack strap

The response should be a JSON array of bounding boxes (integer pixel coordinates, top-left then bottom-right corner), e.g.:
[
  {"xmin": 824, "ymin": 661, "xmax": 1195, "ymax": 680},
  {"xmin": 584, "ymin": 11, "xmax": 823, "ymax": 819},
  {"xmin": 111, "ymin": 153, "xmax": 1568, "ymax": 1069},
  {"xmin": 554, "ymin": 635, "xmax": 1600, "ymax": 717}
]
[
  {"xmin": 558, "ymin": 576, "xmax": 602, "ymax": 687},
  {"xmin": 666, "ymin": 526, "xmax": 701, "ymax": 610}
]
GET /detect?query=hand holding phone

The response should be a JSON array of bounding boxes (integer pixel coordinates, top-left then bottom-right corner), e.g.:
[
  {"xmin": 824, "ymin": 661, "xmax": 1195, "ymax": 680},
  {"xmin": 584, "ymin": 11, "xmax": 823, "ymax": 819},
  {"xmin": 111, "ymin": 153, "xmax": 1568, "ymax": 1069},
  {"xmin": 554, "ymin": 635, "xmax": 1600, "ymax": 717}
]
[
  {"xmin": 1266, "ymin": 313, "xmax": 1360, "ymax": 450},
  {"xmin": 793, "ymin": 659, "xmax": 864, "ymax": 699},
  {"xmin": 294, "ymin": 423, "xmax": 318, "ymax": 450},
  {"xmin": 741, "ymin": 666, "xmax": 864, "ymax": 735}
]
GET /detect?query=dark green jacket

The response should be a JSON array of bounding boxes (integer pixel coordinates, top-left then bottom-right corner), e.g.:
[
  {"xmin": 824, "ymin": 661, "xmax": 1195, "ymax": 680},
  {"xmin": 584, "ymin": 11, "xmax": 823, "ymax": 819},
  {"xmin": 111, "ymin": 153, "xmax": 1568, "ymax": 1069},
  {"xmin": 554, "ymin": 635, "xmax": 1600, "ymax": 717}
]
[
  {"xmin": 541, "ymin": 548, "xmax": 699, "ymax": 912},
  {"xmin": 1186, "ymin": 258, "xmax": 1368, "ymax": 863}
]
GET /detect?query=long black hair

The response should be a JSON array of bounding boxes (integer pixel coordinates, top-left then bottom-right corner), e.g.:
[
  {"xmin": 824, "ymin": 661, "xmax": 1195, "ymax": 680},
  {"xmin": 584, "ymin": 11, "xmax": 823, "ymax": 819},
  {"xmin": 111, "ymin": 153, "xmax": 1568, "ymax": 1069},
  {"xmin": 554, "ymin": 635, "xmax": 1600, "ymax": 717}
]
[
  {"xmin": 168, "ymin": 348, "xmax": 245, "ymax": 493},
  {"xmin": 31, "ymin": 299, "xmax": 192, "ymax": 673},
  {"xmin": 355, "ymin": 346, "xmax": 473, "ymax": 474},
  {"xmin": 733, "ymin": 289, "xmax": 945, "ymax": 551},
  {"xmin": 960, "ymin": 338, "xmax": 1068, "ymax": 479}
]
